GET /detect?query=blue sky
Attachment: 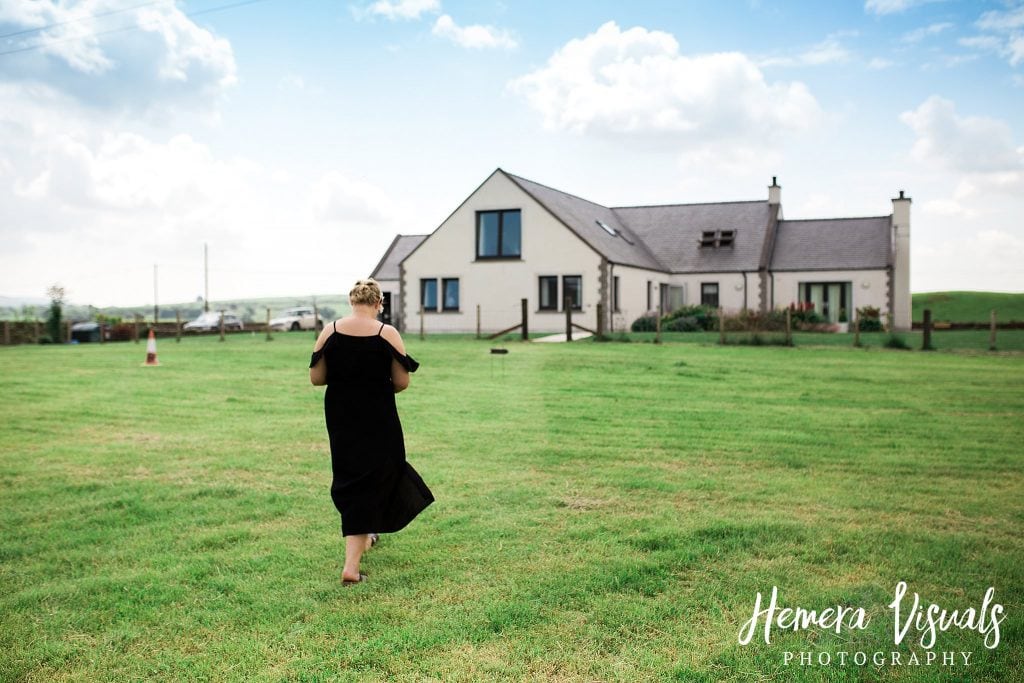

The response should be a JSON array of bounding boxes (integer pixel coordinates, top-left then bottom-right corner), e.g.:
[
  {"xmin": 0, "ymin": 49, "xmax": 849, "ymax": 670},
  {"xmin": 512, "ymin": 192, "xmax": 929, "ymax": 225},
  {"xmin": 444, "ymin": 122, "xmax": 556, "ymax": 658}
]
[{"xmin": 1, "ymin": 0, "xmax": 1022, "ymax": 306}]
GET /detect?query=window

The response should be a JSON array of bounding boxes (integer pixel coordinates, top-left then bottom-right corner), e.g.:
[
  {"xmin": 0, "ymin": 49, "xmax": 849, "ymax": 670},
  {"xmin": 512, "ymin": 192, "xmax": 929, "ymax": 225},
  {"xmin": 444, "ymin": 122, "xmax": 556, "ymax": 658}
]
[
  {"xmin": 562, "ymin": 275, "xmax": 582, "ymax": 310},
  {"xmin": 699, "ymin": 230, "xmax": 736, "ymax": 248},
  {"xmin": 596, "ymin": 219, "xmax": 617, "ymax": 237},
  {"xmin": 701, "ymin": 282, "xmax": 719, "ymax": 308},
  {"xmin": 538, "ymin": 276, "xmax": 558, "ymax": 311},
  {"xmin": 646, "ymin": 280, "xmax": 652, "ymax": 311},
  {"xmin": 476, "ymin": 209, "xmax": 521, "ymax": 258},
  {"xmin": 800, "ymin": 282, "xmax": 852, "ymax": 322},
  {"xmin": 420, "ymin": 279, "xmax": 437, "ymax": 312},
  {"xmin": 613, "ymin": 276, "xmax": 620, "ymax": 312},
  {"xmin": 442, "ymin": 278, "xmax": 459, "ymax": 311}
]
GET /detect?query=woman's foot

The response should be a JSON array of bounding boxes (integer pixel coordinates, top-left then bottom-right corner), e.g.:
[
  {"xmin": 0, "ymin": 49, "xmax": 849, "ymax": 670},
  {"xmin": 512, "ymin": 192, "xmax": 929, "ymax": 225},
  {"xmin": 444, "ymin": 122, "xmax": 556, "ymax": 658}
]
[
  {"xmin": 365, "ymin": 533, "xmax": 379, "ymax": 551},
  {"xmin": 342, "ymin": 571, "xmax": 367, "ymax": 585}
]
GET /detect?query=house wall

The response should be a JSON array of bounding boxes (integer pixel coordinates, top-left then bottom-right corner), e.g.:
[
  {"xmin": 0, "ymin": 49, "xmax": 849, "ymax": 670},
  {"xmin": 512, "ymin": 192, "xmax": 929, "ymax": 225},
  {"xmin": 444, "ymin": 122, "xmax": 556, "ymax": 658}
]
[
  {"xmin": 402, "ymin": 172, "xmax": 604, "ymax": 334},
  {"xmin": 667, "ymin": 272, "xmax": 754, "ymax": 312},
  {"xmin": 605, "ymin": 264, "xmax": 666, "ymax": 332},
  {"xmin": 770, "ymin": 269, "xmax": 889, "ymax": 315}
]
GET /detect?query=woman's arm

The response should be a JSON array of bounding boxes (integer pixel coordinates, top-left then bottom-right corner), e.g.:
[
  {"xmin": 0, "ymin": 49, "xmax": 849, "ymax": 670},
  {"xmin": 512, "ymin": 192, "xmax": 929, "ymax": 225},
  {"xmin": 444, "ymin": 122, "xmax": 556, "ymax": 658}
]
[
  {"xmin": 309, "ymin": 325, "xmax": 333, "ymax": 386},
  {"xmin": 381, "ymin": 325, "xmax": 410, "ymax": 393}
]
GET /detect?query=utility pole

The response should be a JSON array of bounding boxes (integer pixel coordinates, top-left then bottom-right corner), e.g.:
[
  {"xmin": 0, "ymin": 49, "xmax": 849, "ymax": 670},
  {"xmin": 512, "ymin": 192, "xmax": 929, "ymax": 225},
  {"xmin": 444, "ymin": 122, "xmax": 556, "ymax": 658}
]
[
  {"xmin": 153, "ymin": 264, "xmax": 159, "ymax": 324},
  {"xmin": 204, "ymin": 243, "xmax": 210, "ymax": 313}
]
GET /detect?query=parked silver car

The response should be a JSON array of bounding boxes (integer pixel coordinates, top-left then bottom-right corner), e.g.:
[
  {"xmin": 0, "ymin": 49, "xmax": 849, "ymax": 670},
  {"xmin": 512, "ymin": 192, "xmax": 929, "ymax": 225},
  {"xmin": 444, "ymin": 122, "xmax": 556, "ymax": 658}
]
[
  {"xmin": 184, "ymin": 312, "xmax": 244, "ymax": 332},
  {"xmin": 268, "ymin": 307, "xmax": 323, "ymax": 332}
]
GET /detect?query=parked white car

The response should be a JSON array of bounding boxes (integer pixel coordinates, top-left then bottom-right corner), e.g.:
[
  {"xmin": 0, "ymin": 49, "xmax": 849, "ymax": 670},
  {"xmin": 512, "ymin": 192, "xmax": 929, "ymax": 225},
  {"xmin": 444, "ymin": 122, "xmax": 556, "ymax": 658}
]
[
  {"xmin": 269, "ymin": 307, "xmax": 323, "ymax": 332},
  {"xmin": 184, "ymin": 312, "xmax": 244, "ymax": 332}
]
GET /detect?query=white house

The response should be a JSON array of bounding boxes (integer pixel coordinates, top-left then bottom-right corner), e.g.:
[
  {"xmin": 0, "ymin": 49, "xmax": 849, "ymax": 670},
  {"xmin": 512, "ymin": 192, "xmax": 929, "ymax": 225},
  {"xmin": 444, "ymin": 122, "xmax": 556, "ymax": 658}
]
[
  {"xmin": 369, "ymin": 234, "xmax": 427, "ymax": 328},
  {"xmin": 379, "ymin": 169, "xmax": 911, "ymax": 334}
]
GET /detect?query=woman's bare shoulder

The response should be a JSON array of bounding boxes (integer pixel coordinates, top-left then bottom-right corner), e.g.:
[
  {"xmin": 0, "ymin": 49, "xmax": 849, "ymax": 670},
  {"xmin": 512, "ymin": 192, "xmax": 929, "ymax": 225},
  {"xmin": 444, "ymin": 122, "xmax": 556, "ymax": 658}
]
[{"xmin": 380, "ymin": 324, "xmax": 406, "ymax": 354}]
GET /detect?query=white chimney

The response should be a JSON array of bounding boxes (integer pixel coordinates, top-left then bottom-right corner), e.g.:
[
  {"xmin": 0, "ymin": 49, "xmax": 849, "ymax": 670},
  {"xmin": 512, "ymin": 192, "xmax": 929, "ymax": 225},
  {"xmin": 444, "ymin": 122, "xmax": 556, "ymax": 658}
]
[
  {"xmin": 891, "ymin": 190, "xmax": 911, "ymax": 331},
  {"xmin": 768, "ymin": 176, "xmax": 781, "ymax": 206}
]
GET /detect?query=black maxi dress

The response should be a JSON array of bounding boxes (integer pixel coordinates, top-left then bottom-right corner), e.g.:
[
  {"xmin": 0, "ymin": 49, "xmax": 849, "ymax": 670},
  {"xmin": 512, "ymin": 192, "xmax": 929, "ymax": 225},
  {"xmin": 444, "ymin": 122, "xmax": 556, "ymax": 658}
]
[{"xmin": 309, "ymin": 322, "xmax": 434, "ymax": 536}]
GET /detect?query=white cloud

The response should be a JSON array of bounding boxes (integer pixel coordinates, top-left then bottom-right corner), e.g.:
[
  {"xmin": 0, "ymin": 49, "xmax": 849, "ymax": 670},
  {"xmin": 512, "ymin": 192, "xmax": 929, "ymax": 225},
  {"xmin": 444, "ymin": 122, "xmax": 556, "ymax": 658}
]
[
  {"xmin": 915, "ymin": 230, "xmax": 1024, "ymax": 292},
  {"xmin": 0, "ymin": 0, "xmax": 236, "ymax": 112},
  {"xmin": 976, "ymin": 5, "xmax": 1024, "ymax": 32},
  {"xmin": 868, "ymin": 57, "xmax": 895, "ymax": 69},
  {"xmin": 864, "ymin": 0, "xmax": 941, "ymax": 16},
  {"xmin": 900, "ymin": 96, "xmax": 1023, "ymax": 174},
  {"xmin": 431, "ymin": 14, "xmax": 517, "ymax": 49},
  {"xmin": 355, "ymin": 0, "xmax": 440, "ymax": 21},
  {"xmin": 760, "ymin": 37, "xmax": 851, "ymax": 67},
  {"xmin": 960, "ymin": 4, "xmax": 1024, "ymax": 66},
  {"xmin": 901, "ymin": 22, "xmax": 953, "ymax": 43},
  {"xmin": 508, "ymin": 21, "xmax": 820, "ymax": 144},
  {"xmin": 309, "ymin": 171, "xmax": 396, "ymax": 225}
]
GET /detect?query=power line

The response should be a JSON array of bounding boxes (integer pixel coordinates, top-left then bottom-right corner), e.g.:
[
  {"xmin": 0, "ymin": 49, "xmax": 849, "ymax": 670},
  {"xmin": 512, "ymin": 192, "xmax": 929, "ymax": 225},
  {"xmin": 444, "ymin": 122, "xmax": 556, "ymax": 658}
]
[
  {"xmin": 0, "ymin": 0, "xmax": 268, "ymax": 59},
  {"xmin": 0, "ymin": 1, "xmax": 166, "ymax": 41}
]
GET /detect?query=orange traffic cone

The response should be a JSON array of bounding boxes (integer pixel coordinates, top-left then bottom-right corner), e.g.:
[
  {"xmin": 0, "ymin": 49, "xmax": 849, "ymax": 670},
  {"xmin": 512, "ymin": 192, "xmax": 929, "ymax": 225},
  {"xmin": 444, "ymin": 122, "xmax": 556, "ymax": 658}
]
[{"xmin": 143, "ymin": 328, "xmax": 160, "ymax": 366}]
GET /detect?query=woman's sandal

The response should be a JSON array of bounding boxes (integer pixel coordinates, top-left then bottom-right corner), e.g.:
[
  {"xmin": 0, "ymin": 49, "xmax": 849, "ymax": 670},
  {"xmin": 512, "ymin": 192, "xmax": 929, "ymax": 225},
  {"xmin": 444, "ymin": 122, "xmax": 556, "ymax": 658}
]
[
  {"xmin": 342, "ymin": 572, "xmax": 368, "ymax": 586},
  {"xmin": 369, "ymin": 533, "xmax": 379, "ymax": 548}
]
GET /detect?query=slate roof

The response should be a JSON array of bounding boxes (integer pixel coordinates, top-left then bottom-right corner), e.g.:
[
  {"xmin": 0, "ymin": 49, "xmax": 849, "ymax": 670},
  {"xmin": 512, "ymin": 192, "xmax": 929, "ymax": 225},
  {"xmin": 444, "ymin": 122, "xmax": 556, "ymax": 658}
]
[
  {"xmin": 613, "ymin": 201, "xmax": 772, "ymax": 273},
  {"xmin": 370, "ymin": 234, "xmax": 428, "ymax": 281},
  {"xmin": 770, "ymin": 217, "xmax": 892, "ymax": 271},
  {"xmin": 505, "ymin": 173, "xmax": 664, "ymax": 271}
]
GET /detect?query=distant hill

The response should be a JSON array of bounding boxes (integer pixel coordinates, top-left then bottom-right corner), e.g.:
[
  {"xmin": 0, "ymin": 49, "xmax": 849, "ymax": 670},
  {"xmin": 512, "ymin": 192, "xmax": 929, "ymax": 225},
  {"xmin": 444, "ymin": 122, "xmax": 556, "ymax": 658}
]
[
  {"xmin": 913, "ymin": 291, "xmax": 1024, "ymax": 323},
  {"xmin": 0, "ymin": 294, "xmax": 352, "ymax": 323}
]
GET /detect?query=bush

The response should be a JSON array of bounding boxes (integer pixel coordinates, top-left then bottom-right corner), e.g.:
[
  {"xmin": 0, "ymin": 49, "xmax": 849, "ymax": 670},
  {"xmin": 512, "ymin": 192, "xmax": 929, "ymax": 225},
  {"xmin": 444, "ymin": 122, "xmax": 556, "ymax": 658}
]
[
  {"xmin": 663, "ymin": 305, "xmax": 718, "ymax": 331},
  {"xmin": 857, "ymin": 306, "xmax": 883, "ymax": 332},
  {"xmin": 665, "ymin": 316, "xmax": 701, "ymax": 332},
  {"xmin": 631, "ymin": 315, "xmax": 658, "ymax": 332},
  {"xmin": 789, "ymin": 301, "xmax": 826, "ymax": 325}
]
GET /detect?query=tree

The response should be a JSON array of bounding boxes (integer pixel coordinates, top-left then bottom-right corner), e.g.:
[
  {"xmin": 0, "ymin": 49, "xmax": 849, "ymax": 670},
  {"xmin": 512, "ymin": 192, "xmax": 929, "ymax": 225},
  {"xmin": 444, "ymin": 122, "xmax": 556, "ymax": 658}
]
[{"xmin": 46, "ymin": 285, "xmax": 66, "ymax": 343}]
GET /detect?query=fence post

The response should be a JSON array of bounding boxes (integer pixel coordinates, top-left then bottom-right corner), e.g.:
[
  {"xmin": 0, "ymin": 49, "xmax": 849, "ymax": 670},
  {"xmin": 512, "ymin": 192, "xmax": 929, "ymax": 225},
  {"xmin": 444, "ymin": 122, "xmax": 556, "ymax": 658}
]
[
  {"xmin": 2, "ymin": 321, "xmax": 9, "ymax": 346},
  {"xmin": 219, "ymin": 311, "xmax": 225, "ymax": 342},
  {"xmin": 785, "ymin": 307, "xmax": 792, "ymax": 346},
  {"xmin": 34, "ymin": 319, "xmax": 40, "ymax": 343},
  {"xmin": 176, "ymin": 310, "xmax": 181, "ymax": 343},
  {"xmin": 67, "ymin": 320, "xmax": 73, "ymax": 344},
  {"xmin": 266, "ymin": 308, "xmax": 272, "ymax": 342},
  {"xmin": 476, "ymin": 304, "xmax": 481, "ymax": 340},
  {"xmin": 854, "ymin": 311, "xmax": 861, "ymax": 347},
  {"xmin": 564, "ymin": 295, "xmax": 572, "ymax": 342},
  {"xmin": 419, "ymin": 305, "xmax": 424, "ymax": 341},
  {"xmin": 133, "ymin": 314, "xmax": 140, "ymax": 343},
  {"xmin": 922, "ymin": 308, "xmax": 933, "ymax": 351},
  {"xmin": 989, "ymin": 309, "xmax": 997, "ymax": 351},
  {"xmin": 718, "ymin": 307, "xmax": 725, "ymax": 345},
  {"xmin": 654, "ymin": 304, "xmax": 662, "ymax": 345},
  {"xmin": 521, "ymin": 299, "xmax": 528, "ymax": 341}
]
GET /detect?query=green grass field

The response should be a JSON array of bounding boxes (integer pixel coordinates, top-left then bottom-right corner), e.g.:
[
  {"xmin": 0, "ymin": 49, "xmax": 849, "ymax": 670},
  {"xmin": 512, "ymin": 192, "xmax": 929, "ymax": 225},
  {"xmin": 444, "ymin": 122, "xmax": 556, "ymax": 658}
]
[
  {"xmin": 913, "ymin": 291, "xmax": 1024, "ymax": 323},
  {"xmin": 2, "ymin": 333, "xmax": 1023, "ymax": 681}
]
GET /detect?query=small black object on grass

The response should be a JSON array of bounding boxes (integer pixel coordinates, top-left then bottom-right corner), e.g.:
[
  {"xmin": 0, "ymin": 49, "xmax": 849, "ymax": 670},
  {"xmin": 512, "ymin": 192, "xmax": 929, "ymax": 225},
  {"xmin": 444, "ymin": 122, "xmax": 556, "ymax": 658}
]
[{"xmin": 490, "ymin": 347, "xmax": 508, "ymax": 378}]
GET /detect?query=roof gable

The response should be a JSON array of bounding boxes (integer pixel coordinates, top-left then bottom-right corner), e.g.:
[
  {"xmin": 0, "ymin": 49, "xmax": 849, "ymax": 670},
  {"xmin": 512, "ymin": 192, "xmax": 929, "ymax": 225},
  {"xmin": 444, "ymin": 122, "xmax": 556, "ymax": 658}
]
[{"xmin": 370, "ymin": 234, "xmax": 428, "ymax": 281}]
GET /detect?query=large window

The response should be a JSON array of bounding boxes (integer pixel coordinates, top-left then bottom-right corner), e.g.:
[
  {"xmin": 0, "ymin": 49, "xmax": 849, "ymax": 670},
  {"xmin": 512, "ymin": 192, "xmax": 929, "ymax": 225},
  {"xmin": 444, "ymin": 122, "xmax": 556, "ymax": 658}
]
[
  {"xmin": 613, "ymin": 276, "xmax": 620, "ymax": 312},
  {"xmin": 538, "ymin": 276, "xmax": 558, "ymax": 311},
  {"xmin": 476, "ymin": 210, "xmax": 521, "ymax": 259},
  {"xmin": 420, "ymin": 279, "xmax": 437, "ymax": 312},
  {"xmin": 562, "ymin": 275, "xmax": 582, "ymax": 310},
  {"xmin": 800, "ymin": 282, "xmax": 852, "ymax": 322},
  {"xmin": 701, "ymin": 282, "xmax": 719, "ymax": 308},
  {"xmin": 442, "ymin": 278, "xmax": 460, "ymax": 311}
]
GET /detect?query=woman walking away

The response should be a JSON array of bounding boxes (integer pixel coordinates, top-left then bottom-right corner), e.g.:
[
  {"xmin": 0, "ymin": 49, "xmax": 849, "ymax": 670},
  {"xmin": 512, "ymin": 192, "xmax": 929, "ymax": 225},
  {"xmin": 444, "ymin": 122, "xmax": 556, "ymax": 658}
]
[{"xmin": 309, "ymin": 278, "xmax": 434, "ymax": 585}]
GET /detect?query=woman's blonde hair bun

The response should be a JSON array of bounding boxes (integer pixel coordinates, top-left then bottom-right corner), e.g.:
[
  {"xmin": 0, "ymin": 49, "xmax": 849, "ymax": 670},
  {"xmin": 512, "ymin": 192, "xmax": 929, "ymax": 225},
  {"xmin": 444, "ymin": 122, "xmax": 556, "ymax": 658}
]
[{"xmin": 350, "ymin": 278, "xmax": 383, "ymax": 306}]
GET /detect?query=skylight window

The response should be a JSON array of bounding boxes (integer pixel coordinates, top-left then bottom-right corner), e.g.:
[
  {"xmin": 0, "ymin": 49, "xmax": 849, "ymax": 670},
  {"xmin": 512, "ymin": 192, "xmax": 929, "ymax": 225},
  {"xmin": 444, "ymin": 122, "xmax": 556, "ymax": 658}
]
[
  {"xmin": 699, "ymin": 230, "xmax": 736, "ymax": 248},
  {"xmin": 596, "ymin": 220, "xmax": 618, "ymax": 237}
]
